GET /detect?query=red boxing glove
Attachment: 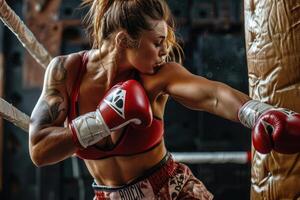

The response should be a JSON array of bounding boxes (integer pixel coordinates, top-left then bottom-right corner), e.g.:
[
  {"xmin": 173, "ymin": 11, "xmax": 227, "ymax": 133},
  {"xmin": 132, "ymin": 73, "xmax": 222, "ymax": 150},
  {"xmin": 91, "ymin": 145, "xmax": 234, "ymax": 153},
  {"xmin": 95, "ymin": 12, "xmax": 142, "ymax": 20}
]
[
  {"xmin": 252, "ymin": 109, "xmax": 300, "ymax": 154},
  {"xmin": 98, "ymin": 79, "xmax": 153, "ymax": 130},
  {"xmin": 70, "ymin": 80, "xmax": 152, "ymax": 148}
]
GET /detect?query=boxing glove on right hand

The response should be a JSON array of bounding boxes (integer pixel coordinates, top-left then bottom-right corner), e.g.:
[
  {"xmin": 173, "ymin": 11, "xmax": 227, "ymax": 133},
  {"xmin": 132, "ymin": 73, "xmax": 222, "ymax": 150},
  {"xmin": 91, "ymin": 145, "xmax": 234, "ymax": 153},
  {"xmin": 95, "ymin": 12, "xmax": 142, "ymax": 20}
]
[{"xmin": 70, "ymin": 80, "xmax": 153, "ymax": 148}]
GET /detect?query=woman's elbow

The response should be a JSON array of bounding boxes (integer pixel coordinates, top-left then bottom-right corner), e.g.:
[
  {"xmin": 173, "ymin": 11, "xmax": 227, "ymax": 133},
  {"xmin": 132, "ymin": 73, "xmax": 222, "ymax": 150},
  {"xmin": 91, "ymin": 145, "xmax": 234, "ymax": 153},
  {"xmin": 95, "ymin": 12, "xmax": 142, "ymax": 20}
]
[
  {"xmin": 29, "ymin": 143, "xmax": 51, "ymax": 167},
  {"xmin": 29, "ymin": 129, "xmax": 47, "ymax": 166}
]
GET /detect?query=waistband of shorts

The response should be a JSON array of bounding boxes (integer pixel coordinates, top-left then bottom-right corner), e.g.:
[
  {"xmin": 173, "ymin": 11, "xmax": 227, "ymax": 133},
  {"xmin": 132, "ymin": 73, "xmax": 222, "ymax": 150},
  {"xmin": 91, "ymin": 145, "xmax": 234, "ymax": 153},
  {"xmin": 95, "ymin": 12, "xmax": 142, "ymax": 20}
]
[{"xmin": 92, "ymin": 152, "xmax": 176, "ymax": 192}]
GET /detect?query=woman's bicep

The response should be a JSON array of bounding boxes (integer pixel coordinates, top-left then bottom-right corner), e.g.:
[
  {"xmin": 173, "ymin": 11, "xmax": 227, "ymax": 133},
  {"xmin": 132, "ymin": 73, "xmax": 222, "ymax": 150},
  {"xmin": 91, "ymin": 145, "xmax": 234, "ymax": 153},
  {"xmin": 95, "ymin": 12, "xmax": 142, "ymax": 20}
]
[{"xmin": 164, "ymin": 64, "xmax": 217, "ymax": 111}]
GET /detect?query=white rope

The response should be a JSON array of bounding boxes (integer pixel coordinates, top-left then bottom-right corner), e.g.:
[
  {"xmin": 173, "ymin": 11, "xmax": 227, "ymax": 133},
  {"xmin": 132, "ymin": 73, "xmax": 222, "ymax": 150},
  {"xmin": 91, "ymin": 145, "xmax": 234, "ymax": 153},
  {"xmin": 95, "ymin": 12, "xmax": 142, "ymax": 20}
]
[
  {"xmin": 0, "ymin": 98, "xmax": 29, "ymax": 132},
  {"xmin": 172, "ymin": 151, "xmax": 251, "ymax": 164},
  {"xmin": 0, "ymin": 0, "xmax": 52, "ymax": 68}
]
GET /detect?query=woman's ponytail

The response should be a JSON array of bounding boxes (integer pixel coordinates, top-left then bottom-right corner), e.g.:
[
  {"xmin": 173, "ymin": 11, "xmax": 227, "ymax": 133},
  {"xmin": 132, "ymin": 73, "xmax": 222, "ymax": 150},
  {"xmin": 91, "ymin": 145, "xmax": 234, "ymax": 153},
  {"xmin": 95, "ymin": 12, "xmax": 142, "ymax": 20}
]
[{"xmin": 81, "ymin": 0, "xmax": 114, "ymax": 48}]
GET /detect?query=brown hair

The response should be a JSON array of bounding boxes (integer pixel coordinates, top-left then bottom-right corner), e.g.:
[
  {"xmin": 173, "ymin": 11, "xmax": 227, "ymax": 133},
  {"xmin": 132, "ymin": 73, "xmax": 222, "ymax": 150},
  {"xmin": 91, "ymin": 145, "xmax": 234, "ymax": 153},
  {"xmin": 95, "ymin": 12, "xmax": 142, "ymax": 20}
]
[{"xmin": 81, "ymin": 0, "xmax": 183, "ymax": 63}]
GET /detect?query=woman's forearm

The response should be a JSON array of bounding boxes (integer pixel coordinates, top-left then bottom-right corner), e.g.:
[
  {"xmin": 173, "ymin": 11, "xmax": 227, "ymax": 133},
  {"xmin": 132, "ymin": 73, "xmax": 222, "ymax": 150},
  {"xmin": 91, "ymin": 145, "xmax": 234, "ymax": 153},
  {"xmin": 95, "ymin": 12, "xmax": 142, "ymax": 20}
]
[
  {"xmin": 213, "ymin": 82, "xmax": 250, "ymax": 121},
  {"xmin": 29, "ymin": 126, "xmax": 76, "ymax": 167}
]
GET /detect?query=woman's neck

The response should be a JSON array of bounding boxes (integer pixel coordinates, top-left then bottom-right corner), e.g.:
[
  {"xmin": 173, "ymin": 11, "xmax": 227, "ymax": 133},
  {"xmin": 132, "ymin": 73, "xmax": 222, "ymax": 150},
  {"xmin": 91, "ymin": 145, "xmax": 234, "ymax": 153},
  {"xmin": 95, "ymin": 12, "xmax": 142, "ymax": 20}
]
[{"xmin": 87, "ymin": 46, "xmax": 136, "ymax": 88}]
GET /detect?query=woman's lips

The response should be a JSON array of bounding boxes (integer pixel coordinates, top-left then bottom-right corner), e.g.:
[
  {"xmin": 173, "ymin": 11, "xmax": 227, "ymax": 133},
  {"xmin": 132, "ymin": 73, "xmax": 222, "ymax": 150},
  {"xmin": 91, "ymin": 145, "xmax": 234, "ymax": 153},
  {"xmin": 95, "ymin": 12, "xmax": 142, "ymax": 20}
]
[{"xmin": 155, "ymin": 61, "xmax": 165, "ymax": 67}]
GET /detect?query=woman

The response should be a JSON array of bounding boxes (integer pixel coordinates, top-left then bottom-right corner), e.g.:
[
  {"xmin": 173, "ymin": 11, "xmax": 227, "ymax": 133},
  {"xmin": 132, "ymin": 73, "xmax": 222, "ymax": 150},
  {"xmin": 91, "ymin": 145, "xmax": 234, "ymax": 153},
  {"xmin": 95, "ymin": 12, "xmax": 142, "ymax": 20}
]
[{"xmin": 29, "ymin": 0, "xmax": 299, "ymax": 199}]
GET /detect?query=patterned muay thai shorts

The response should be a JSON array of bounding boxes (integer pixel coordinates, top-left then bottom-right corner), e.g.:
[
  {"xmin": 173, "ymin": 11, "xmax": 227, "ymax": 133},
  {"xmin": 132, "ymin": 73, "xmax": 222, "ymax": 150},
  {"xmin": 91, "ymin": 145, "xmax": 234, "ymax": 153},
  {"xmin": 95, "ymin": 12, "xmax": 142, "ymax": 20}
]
[{"xmin": 93, "ymin": 153, "xmax": 213, "ymax": 200}]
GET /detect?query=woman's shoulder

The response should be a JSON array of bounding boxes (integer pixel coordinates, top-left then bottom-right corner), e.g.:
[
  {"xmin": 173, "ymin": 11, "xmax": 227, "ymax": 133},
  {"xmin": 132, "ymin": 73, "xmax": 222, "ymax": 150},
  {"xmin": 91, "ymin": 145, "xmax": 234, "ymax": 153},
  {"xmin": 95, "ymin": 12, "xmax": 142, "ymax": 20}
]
[
  {"xmin": 44, "ymin": 50, "xmax": 90, "ymax": 94},
  {"xmin": 141, "ymin": 62, "xmax": 185, "ymax": 81},
  {"xmin": 47, "ymin": 50, "xmax": 87, "ymax": 71},
  {"xmin": 64, "ymin": 50, "xmax": 89, "ymax": 70},
  {"xmin": 158, "ymin": 61, "xmax": 188, "ymax": 74},
  {"xmin": 139, "ymin": 62, "xmax": 183, "ymax": 93}
]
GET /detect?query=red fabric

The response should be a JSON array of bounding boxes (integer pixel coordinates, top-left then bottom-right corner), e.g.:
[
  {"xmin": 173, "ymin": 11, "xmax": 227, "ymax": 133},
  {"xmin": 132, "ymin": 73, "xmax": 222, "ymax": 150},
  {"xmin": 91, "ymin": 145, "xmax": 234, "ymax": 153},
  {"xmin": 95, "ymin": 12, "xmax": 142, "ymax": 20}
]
[
  {"xmin": 147, "ymin": 155, "xmax": 177, "ymax": 194},
  {"xmin": 68, "ymin": 51, "xmax": 164, "ymax": 160},
  {"xmin": 93, "ymin": 154, "xmax": 176, "ymax": 199},
  {"xmin": 93, "ymin": 155, "xmax": 214, "ymax": 200}
]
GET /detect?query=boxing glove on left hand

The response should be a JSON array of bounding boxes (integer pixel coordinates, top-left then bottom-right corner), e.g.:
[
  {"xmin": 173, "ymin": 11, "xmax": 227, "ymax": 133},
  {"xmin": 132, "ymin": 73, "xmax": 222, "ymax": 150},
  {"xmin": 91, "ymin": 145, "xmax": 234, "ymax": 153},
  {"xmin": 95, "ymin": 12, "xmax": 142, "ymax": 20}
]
[
  {"xmin": 70, "ymin": 80, "xmax": 153, "ymax": 148},
  {"xmin": 252, "ymin": 109, "xmax": 300, "ymax": 154},
  {"xmin": 238, "ymin": 100, "xmax": 300, "ymax": 154}
]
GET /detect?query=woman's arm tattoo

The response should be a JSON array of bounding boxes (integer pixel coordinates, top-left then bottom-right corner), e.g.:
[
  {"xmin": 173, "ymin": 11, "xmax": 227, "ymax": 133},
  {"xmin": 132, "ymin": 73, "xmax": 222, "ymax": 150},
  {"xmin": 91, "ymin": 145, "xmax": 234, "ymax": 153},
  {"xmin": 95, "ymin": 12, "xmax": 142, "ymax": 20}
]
[
  {"xmin": 36, "ymin": 101, "xmax": 62, "ymax": 126},
  {"xmin": 46, "ymin": 57, "xmax": 67, "ymax": 87},
  {"xmin": 35, "ymin": 88, "xmax": 67, "ymax": 127}
]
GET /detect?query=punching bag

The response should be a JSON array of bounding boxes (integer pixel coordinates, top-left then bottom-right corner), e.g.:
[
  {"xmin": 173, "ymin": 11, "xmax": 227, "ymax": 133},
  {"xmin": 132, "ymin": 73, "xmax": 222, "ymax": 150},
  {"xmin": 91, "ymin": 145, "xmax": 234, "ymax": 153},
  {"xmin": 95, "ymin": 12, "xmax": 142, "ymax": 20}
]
[{"xmin": 244, "ymin": 0, "xmax": 300, "ymax": 199}]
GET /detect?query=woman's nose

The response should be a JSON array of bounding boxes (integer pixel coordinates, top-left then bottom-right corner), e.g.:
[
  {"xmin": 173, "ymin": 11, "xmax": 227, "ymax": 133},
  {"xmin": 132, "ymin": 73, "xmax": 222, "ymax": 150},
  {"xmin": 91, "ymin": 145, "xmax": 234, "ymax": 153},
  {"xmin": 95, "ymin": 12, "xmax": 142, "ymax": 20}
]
[{"xmin": 159, "ymin": 44, "xmax": 167, "ymax": 57}]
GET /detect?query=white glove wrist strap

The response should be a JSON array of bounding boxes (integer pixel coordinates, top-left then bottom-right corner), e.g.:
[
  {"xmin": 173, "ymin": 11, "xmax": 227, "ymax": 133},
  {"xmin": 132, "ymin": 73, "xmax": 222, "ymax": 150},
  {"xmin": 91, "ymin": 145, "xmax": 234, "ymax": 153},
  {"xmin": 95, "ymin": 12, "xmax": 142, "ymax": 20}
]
[
  {"xmin": 238, "ymin": 100, "xmax": 273, "ymax": 128},
  {"xmin": 71, "ymin": 110, "xmax": 110, "ymax": 148}
]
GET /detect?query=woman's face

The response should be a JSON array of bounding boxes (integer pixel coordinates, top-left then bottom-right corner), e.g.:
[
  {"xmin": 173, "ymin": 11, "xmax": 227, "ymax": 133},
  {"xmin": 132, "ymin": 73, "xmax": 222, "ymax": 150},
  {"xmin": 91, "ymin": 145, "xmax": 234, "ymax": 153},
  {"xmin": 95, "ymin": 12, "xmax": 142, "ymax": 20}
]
[{"xmin": 125, "ymin": 20, "xmax": 168, "ymax": 74}]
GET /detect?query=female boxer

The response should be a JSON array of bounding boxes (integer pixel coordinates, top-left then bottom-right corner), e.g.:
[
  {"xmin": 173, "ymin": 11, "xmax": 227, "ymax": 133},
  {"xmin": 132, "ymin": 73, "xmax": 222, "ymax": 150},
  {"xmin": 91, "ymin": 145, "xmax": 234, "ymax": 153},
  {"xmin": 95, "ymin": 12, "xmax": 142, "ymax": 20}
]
[{"xmin": 29, "ymin": 0, "xmax": 300, "ymax": 199}]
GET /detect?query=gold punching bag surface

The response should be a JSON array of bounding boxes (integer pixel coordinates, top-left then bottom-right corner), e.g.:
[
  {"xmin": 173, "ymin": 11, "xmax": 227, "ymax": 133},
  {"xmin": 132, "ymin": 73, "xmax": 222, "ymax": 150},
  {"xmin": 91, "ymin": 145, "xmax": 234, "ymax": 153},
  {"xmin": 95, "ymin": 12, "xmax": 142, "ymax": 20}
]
[{"xmin": 244, "ymin": 0, "xmax": 300, "ymax": 199}]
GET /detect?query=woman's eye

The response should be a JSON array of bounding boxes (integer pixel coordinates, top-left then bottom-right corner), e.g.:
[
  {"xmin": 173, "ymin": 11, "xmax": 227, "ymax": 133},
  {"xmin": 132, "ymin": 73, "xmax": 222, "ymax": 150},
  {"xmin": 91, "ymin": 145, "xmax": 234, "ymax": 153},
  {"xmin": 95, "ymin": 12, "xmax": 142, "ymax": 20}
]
[{"xmin": 154, "ymin": 41, "xmax": 162, "ymax": 47}]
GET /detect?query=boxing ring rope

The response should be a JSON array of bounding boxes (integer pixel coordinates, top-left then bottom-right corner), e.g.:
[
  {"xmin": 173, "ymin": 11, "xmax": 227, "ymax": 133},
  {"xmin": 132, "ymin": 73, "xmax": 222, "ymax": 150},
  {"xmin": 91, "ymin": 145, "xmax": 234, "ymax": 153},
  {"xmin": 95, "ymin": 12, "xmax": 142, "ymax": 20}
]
[
  {"xmin": 172, "ymin": 151, "xmax": 251, "ymax": 164},
  {"xmin": 0, "ymin": 0, "xmax": 52, "ymax": 68},
  {"xmin": 0, "ymin": 98, "xmax": 29, "ymax": 132},
  {"xmin": 0, "ymin": 0, "xmax": 252, "ymax": 165}
]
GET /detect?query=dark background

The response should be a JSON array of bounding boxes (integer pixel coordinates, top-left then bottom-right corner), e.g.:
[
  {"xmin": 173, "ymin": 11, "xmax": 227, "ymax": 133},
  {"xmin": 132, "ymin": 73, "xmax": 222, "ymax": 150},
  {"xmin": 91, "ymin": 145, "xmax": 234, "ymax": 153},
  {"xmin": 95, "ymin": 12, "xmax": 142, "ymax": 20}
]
[{"xmin": 1, "ymin": 0, "xmax": 251, "ymax": 199}]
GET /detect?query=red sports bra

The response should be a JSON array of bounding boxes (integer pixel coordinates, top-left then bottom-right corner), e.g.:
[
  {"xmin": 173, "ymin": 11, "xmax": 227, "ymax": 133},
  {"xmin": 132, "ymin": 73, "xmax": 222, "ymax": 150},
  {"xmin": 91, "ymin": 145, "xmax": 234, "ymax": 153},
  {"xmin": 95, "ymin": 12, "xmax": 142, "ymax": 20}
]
[{"xmin": 67, "ymin": 51, "xmax": 164, "ymax": 160}]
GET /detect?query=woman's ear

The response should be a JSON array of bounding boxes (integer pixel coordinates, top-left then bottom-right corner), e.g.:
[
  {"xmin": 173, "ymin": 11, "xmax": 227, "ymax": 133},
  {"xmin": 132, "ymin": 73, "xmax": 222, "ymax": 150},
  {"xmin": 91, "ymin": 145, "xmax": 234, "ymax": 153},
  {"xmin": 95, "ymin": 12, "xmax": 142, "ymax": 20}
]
[
  {"xmin": 115, "ymin": 31, "xmax": 128, "ymax": 48},
  {"xmin": 115, "ymin": 31, "xmax": 139, "ymax": 49}
]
